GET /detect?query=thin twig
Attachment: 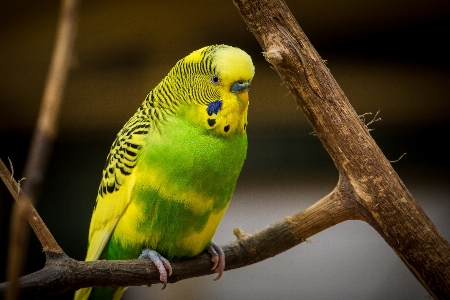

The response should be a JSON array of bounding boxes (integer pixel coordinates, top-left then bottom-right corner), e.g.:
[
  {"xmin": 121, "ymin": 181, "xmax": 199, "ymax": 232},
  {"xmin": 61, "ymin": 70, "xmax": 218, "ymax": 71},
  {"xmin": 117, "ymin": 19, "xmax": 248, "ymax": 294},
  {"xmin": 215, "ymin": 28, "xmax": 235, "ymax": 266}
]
[
  {"xmin": 5, "ymin": 0, "xmax": 80, "ymax": 299},
  {"xmin": 390, "ymin": 153, "xmax": 407, "ymax": 163},
  {"xmin": 359, "ymin": 110, "xmax": 381, "ymax": 132},
  {"xmin": 1, "ymin": 159, "xmax": 65, "ymax": 299},
  {"xmin": 21, "ymin": 0, "xmax": 80, "ymax": 200},
  {"xmin": 1, "ymin": 159, "xmax": 63, "ymax": 253}
]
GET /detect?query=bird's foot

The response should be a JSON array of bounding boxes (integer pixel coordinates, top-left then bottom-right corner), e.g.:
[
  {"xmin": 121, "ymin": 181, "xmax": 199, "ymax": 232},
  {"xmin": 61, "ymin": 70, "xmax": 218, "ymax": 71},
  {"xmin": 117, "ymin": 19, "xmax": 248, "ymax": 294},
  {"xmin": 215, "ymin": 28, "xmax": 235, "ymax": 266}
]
[
  {"xmin": 207, "ymin": 241, "xmax": 225, "ymax": 281},
  {"xmin": 139, "ymin": 249, "xmax": 172, "ymax": 289}
]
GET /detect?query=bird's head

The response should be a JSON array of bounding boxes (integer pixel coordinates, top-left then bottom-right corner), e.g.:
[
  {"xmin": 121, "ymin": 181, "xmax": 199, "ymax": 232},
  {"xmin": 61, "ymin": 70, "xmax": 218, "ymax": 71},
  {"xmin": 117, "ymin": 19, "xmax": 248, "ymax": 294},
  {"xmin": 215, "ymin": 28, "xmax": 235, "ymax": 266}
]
[{"xmin": 176, "ymin": 45, "xmax": 255, "ymax": 136}]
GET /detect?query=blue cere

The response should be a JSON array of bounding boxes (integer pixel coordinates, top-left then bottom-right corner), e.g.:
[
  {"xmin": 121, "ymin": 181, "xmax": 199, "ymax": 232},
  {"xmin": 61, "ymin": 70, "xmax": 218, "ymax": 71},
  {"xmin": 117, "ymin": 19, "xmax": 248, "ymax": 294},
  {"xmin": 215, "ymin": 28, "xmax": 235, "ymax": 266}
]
[
  {"xmin": 231, "ymin": 80, "xmax": 251, "ymax": 93},
  {"xmin": 207, "ymin": 100, "xmax": 223, "ymax": 116}
]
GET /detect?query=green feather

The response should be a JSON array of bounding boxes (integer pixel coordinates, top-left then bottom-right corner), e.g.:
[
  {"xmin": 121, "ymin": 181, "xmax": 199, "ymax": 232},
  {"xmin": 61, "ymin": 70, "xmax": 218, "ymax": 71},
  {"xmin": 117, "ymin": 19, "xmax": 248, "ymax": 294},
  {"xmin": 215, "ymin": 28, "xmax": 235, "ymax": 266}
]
[{"xmin": 74, "ymin": 45, "xmax": 254, "ymax": 300}]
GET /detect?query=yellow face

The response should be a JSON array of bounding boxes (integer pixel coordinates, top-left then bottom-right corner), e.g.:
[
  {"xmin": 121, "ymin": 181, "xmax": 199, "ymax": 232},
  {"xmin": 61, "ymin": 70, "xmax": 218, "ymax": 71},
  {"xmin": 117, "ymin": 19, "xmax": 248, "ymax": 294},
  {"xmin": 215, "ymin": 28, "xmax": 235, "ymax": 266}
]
[{"xmin": 183, "ymin": 45, "xmax": 255, "ymax": 136}]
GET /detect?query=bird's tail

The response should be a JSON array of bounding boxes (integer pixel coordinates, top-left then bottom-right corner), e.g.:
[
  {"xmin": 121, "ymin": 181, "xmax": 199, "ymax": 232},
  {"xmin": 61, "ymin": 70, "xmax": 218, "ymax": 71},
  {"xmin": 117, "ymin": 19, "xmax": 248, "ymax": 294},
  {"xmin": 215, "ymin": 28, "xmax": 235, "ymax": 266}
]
[
  {"xmin": 74, "ymin": 287, "xmax": 125, "ymax": 300},
  {"xmin": 73, "ymin": 287, "xmax": 91, "ymax": 300}
]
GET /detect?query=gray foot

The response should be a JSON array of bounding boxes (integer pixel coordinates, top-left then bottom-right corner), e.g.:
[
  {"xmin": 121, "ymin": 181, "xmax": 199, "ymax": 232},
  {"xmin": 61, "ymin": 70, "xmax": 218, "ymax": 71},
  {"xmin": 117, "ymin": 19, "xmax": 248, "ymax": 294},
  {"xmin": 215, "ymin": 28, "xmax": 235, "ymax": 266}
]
[
  {"xmin": 139, "ymin": 249, "xmax": 173, "ymax": 289},
  {"xmin": 207, "ymin": 241, "xmax": 225, "ymax": 281}
]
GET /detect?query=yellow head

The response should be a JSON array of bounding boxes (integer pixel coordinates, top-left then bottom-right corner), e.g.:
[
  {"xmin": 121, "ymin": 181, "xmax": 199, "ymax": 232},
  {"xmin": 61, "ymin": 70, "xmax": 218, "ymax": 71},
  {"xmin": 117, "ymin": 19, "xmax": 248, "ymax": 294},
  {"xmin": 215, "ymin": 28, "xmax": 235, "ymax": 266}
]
[{"xmin": 172, "ymin": 45, "xmax": 255, "ymax": 136}]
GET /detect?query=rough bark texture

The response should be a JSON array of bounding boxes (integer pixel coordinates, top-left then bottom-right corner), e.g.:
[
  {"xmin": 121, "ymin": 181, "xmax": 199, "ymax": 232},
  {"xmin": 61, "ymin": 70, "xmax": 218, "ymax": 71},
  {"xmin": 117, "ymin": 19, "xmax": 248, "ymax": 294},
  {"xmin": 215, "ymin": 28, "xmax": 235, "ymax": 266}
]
[{"xmin": 232, "ymin": 0, "xmax": 450, "ymax": 298}]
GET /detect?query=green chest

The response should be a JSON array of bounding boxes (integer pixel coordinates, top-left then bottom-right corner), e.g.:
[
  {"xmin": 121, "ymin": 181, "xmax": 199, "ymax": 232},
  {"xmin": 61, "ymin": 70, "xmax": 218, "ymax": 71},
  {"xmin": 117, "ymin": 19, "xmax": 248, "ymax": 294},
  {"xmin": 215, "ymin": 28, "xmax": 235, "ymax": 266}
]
[
  {"xmin": 119, "ymin": 116, "xmax": 247, "ymax": 258},
  {"xmin": 139, "ymin": 115, "xmax": 247, "ymax": 203}
]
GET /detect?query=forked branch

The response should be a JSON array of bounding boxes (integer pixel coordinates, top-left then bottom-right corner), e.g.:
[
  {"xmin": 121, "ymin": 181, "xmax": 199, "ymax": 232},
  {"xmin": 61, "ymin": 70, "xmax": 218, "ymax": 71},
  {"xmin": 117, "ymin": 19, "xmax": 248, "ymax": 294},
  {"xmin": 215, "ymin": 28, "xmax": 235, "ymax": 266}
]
[
  {"xmin": 232, "ymin": 0, "xmax": 450, "ymax": 298},
  {"xmin": 1, "ymin": 158, "xmax": 355, "ymax": 297}
]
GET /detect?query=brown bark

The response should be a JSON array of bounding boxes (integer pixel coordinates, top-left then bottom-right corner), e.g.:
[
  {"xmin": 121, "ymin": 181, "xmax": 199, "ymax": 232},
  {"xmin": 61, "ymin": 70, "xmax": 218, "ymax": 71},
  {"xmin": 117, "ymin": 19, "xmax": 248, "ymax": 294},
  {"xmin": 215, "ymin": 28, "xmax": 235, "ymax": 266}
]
[
  {"xmin": 232, "ymin": 0, "xmax": 450, "ymax": 298},
  {"xmin": 0, "ymin": 160, "xmax": 354, "ymax": 298}
]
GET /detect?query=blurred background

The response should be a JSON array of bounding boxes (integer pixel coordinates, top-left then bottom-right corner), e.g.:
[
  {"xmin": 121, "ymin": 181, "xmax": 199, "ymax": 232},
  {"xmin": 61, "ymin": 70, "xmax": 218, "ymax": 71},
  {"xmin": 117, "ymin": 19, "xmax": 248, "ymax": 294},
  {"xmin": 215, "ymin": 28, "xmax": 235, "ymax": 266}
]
[{"xmin": 1, "ymin": 0, "xmax": 449, "ymax": 299}]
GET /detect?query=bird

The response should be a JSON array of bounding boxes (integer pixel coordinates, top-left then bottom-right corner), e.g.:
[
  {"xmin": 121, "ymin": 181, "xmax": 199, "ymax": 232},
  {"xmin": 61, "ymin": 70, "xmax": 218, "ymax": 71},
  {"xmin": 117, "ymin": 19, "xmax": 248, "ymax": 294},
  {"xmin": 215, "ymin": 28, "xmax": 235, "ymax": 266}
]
[{"xmin": 74, "ymin": 44, "xmax": 255, "ymax": 300}]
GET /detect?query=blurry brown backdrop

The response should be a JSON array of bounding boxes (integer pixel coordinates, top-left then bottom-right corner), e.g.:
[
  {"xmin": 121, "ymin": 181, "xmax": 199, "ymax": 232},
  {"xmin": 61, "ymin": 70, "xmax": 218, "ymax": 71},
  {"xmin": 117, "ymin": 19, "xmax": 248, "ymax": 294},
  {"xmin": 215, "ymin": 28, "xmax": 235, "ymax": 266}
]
[{"xmin": 1, "ymin": 0, "xmax": 449, "ymax": 299}]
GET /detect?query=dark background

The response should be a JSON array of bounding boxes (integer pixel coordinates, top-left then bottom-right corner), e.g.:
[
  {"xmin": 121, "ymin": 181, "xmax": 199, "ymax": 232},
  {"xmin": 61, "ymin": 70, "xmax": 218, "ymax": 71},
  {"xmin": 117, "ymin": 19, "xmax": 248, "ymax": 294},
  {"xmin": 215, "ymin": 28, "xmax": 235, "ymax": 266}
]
[{"xmin": 1, "ymin": 0, "xmax": 449, "ymax": 299}]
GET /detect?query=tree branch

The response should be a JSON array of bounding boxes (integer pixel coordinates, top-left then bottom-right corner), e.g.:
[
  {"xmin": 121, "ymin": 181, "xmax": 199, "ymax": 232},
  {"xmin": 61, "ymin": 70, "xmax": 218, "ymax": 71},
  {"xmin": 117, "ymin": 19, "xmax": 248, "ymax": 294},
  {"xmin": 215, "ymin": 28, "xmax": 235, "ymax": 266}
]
[
  {"xmin": 21, "ymin": 0, "xmax": 79, "ymax": 199},
  {"xmin": 1, "ymin": 0, "xmax": 449, "ymax": 298},
  {"xmin": 0, "ymin": 158, "xmax": 359, "ymax": 297},
  {"xmin": 0, "ymin": 160, "xmax": 63, "ymax": 255},
  {"xmin": 232, "ymin": 0, "xmax": 450, "ymax": 298},
  {"xmin": 1, "ymin": 160, "xmax": 66, "ymax": 299},
  {"xmin": 5, "ymin": 0, "xmax": 79, "ymax": 299}
]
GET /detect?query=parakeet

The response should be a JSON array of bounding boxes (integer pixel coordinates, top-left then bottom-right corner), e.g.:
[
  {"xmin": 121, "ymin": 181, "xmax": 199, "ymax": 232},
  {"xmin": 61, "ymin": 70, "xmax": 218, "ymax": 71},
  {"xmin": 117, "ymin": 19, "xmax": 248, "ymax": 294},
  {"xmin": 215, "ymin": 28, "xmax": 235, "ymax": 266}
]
[{"xmin": 74, "ymin": 45, "xmax": 254, "ymax": 300}]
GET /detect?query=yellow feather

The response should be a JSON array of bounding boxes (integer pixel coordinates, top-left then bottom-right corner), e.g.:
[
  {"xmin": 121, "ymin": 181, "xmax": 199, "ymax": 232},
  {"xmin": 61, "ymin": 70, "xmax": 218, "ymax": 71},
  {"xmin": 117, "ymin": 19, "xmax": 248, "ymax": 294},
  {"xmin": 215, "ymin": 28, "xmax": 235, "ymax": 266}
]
[
  {"xmin": 179, "ymin": 209, "xmax": 228, "ymax": 255},
  {"xmin": 75, "ymin": 45, "xmax": 254, "ymax": 299},
  {"xmin": 86, "ymin": 172, "xmax": 136, "ymax": 261}
]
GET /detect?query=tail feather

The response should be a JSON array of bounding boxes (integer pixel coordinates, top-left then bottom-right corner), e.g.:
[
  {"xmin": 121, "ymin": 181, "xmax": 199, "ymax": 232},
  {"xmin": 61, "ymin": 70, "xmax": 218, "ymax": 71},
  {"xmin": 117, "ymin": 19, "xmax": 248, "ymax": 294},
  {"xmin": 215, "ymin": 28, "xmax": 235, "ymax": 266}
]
[
  {"xmin": 73, "ymin": 287, "xmax": 92, "ymax": 300},
  {"xmin": 74, "ymin": 287, "xmax": 125, "ymax": 300}
]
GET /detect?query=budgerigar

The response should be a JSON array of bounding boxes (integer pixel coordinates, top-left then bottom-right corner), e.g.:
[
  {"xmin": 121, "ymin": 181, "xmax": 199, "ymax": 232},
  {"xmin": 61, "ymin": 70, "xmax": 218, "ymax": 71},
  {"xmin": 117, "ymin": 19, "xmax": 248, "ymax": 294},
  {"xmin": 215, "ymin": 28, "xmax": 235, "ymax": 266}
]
[{"xmin": 74, "ymin": 45, "xmax": 254, "ymax": 300}]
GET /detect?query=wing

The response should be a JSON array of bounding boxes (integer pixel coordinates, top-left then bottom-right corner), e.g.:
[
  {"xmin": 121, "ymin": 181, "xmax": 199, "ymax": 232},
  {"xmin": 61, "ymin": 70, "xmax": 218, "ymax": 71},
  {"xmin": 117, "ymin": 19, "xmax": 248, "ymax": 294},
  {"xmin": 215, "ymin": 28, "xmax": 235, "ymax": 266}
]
[{"xmin": 85, "ymin": 115, "xmax": 151, "ymax": 262}]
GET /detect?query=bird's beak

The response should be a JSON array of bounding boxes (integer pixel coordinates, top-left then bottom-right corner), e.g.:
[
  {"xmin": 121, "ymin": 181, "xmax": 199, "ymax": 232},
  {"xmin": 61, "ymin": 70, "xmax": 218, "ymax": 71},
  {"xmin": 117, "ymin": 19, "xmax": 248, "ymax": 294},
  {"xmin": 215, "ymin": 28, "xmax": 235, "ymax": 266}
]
[{"xmin": 230, "ymin": 80, "xmax": 250, "ymax": 112}]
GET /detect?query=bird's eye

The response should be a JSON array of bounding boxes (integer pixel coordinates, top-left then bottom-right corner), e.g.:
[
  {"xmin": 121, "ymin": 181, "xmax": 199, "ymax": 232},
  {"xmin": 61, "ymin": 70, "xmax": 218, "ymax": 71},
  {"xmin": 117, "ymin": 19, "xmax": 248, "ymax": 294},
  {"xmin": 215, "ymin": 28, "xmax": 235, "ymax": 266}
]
[{"xmin": 210, "ymin": 75, "xmax": 220, "ymax": 85}]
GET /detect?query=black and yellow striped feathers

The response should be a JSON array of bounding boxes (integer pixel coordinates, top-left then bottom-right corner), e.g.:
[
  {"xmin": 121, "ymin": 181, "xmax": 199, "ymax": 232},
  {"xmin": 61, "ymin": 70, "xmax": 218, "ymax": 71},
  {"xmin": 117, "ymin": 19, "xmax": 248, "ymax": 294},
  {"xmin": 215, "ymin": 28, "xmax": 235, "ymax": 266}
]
[{"xmin": 75, "ymin": 45, "xmax": 254, "ymax": 300}]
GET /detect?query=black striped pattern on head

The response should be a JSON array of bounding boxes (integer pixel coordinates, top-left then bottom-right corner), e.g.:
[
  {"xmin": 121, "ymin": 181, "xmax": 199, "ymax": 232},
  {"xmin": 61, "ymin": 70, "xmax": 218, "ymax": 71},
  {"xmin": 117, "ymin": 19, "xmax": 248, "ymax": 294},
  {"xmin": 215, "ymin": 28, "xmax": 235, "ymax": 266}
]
[{"xmin": 97, "ymin": 45, "xmax": 225, "ymax": 199}]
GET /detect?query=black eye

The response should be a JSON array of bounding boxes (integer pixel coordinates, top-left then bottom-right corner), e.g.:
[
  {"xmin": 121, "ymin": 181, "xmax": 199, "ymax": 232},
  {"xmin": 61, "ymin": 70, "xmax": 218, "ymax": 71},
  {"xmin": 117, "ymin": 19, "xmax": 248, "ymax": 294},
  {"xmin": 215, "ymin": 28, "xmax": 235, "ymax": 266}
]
[{"xmin": 210, "ymin": 75, "xmax": 220, "ymax": 85}]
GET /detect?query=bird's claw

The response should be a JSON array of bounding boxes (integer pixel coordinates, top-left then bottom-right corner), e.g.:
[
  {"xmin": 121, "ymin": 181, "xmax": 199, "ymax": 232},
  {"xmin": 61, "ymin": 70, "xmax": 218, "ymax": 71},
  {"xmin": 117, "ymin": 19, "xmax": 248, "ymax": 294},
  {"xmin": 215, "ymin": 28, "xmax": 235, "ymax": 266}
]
[
  {"xmin": 207, "ymin": 241, "xmax": 225, "ymax": 281},
  {"xmin": 139, "ymin": 249, "xmax": 172, "ymax": 289}
]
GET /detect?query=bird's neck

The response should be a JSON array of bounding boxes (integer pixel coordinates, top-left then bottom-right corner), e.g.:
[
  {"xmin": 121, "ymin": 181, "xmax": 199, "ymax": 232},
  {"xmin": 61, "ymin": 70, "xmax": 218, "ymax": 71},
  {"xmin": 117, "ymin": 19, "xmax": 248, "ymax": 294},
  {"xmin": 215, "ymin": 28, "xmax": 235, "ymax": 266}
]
[{"xmin": 133, "ymin": 75, "xmax": 182, "ymax": 131}]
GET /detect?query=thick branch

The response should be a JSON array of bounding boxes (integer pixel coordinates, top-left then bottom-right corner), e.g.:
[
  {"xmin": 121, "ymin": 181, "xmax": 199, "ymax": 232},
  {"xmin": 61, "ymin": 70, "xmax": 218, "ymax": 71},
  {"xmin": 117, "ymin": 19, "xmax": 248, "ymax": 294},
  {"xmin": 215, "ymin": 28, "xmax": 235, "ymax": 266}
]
[
  {"xmin": 232, "ymin": 0, "xmax": 450, "ymax": 298},
  {"xmin": 2, "ymin": 155, "xmax": 357, "ymax": 296},
  {"xmin": 0, "ymin": 188, "xmax": 358, "ymax": 297},
  {"xmin": 1, "ymin": 160, "xmax": 359, "ymax": 296}
]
